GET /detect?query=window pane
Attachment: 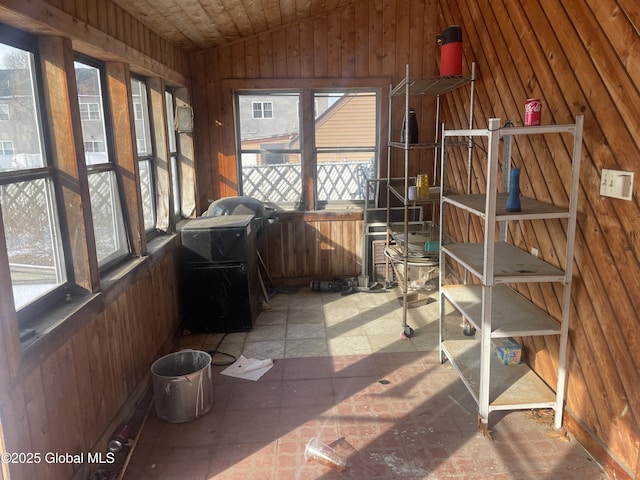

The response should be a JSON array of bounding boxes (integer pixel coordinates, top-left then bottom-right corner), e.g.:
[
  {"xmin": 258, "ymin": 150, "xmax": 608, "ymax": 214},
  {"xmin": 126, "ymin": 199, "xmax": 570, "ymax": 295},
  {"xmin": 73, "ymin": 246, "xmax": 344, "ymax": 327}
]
[
  {"xmin": 165, "ymin": 91, "xmax": 176, "ymax": 153},
  {"xmin": 0, "ymin": 44, "xmax": 45, "ymax": 171},
  {"xmin": 74, "ymin": 61, "xmax": 110, "ymax": 165},
  {"xmin": 314, "ymin": 92, "xmax": 377, "ymax": 202},
  {"xmin": 170, "ymin": 153, "xmax": 180, "ymax": 216},
  {"xmin": 314, "ymin": 92, "xmax": 376, "ymax": 148},
  {"xmin": 1, "ymin": 178, "xmax": 67, "ymax": 310},
  {"xmin": 131, "ymin": 78, "xmax": 152, "ymax": 157},
  {"xmin": 165, "ymin": 91, "xmax": 180, "ymax": 217},
  {"xmin": 239, "ymin": 94, "xmax": 299, "ymax": 151},
  {"xmin": 238, "ymin": 93, "xmax": 301, "ymax": 206},
  {"xmin": 240, "ymin": 152, "xmax": 301, "ymax": 204},
  {"xmin": 88, "ymin": 171, "xmax": 128, "ymax": 266},
  {"xmin": 139, "ymin": 159, "xmax": 156, "ymax": 231}
]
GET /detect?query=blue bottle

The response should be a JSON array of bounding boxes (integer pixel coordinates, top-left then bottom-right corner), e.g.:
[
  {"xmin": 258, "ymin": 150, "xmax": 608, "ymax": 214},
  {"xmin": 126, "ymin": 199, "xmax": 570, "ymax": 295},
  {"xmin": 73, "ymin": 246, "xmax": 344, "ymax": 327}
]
[{"xmin": 506, "ymin": 168, "xmax": 521, "ymax": 212}]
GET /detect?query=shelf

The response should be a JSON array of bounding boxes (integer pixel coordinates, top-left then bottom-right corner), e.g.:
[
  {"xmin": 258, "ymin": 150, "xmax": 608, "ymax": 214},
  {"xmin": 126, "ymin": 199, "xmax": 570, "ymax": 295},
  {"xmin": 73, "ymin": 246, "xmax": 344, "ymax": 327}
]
[
  {"xmin": 442, "ymin": 241, "xmax": 566, "ymax": 283},
  {"xmin": 442, "ymin": 122, "xmax": 580, "ymax": 140},
  {"xmin": 389, "ymin": 184, "xmax": 441, "ymax": 204},
  {"xmin": 441, "ymin": 284, "xmax": 562, "ymax": 337},
  {"xmin": 389, "ymin": 141, "xmax": 440, "ymax": 149},
  {"xmin": 442, "ymin": 193, "xmax": 570, "ymax": 220},
  {"xmin": 441, "ymin": 339, "xmax": 557, "ymax": 410},
  {"xmin": 391, "ymin": 75, "xmax": 472, "ymax": 97}
]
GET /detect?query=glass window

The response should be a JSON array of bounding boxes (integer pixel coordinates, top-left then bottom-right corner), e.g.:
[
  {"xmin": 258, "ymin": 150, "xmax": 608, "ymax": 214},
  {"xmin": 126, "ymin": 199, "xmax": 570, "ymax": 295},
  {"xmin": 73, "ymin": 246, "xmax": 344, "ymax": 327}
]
[
  {"xmin": 87, "ymin": 171, "xmax": 128, "ymax": 265},
  {"xmin": 238, "ymin": 93, "xmax": 301, "ymax": 208},
  {"xmin": 0, "ymin": 103, "xmax": 9, "ymax": 120},
  {"xmin": 0, "ymin": 37, "xmax": 68, "ymax": 313},
  {"xmin": 130, "ymin": 77, "xmax": 156, "ymax": 232},
  {"xmin": 314, "ymin": 91, "xmax": 377, "ymax": 202},
  {"xmin": 236, "ymin": 89, "xmax": 379, "ymax": 210},
  {"xmin": 74, "ymin": 58, "xmax": 129, "ymax": 268},
  {"xmin": 0, "ymin": 140, "xmax": 14, "ymax": 155},
  {"xmin": 252, "ymin": 101, "xmax": 273, "ymax": 119},
  {"xmin": 79, "ymin": 102, "xmax": 101, "ymax": 120},
  {"xmin": 165, "ymin": 90, "xmax": 180, "ymax": 217}
]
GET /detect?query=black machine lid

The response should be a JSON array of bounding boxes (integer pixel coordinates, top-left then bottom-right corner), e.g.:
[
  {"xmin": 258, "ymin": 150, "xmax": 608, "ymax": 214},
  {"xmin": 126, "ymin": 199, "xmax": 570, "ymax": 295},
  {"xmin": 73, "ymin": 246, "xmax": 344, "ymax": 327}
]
[
  {"xmin": 437, "ymin": 25, "xmax": 462, "ymax": 45},
  {"xmin": 204, "ymin": 196, "xmax": 272, "ymax": 219},
  {"xmin": 179, "ymin": 215, "xmax": 254, "ymax": 231}
]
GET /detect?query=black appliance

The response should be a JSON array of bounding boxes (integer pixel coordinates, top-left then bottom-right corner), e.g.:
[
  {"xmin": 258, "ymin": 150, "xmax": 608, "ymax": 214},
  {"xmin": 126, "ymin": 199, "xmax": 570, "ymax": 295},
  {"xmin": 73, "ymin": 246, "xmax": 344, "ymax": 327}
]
[{"xmin": 179, "ymin": 215, "xmax": 260, "ymax": 333}]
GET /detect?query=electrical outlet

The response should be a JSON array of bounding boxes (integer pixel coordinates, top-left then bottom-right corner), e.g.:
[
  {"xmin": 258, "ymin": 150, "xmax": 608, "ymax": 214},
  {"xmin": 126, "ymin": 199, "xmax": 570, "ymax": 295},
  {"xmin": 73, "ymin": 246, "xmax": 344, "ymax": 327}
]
[
  {"xmin": 600, "ymin": 169, "xmax": 634, "ymax": 200},
  {"xmin": 531, "ymin": 247, "xmax": 539, "ymax": 258}
]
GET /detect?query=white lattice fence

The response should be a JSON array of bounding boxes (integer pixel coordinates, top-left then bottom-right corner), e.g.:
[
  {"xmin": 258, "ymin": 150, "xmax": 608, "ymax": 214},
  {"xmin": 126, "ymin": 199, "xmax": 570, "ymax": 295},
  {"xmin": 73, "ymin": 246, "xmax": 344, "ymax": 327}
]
[{"xmin": 242, "ymin": 160, "xmax": 373, "ymax": 202}]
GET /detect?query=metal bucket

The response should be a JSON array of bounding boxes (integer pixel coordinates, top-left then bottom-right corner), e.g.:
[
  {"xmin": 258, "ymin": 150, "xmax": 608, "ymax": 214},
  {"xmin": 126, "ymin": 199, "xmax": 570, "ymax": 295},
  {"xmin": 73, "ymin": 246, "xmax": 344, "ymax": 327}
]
[{"xmin": 151, "ymin": 350, "xmax": 213, "ymax": 423}]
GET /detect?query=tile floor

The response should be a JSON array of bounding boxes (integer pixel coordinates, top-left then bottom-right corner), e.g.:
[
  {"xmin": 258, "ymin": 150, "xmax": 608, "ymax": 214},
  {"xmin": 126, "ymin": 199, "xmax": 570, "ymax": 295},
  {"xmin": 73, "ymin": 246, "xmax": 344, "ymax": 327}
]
[{"xmin": 123, "ymin": 286, "xmax": 608, "ymax": 479}]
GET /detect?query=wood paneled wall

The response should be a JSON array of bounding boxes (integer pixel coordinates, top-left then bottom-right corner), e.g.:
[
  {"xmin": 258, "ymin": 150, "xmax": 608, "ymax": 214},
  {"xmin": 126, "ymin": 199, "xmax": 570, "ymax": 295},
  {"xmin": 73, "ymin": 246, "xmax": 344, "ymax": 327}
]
[
  {"xmin": 437, "ymin": 1, "xmax": 640, "ymax": 478},
  {"xmin": 0, "ymin": 250, "xmax": 180, "ymax": 480},
  {"xmin": 262, "ymin": 212, "xmax": 363, "ymax": 282},
  {"xmin": 190, "ymin": 0, "xmax": 443, "ymax": 280},
  {"xmin": 191, "ymin": 0, "xmax": 639, "ymax": 477}
]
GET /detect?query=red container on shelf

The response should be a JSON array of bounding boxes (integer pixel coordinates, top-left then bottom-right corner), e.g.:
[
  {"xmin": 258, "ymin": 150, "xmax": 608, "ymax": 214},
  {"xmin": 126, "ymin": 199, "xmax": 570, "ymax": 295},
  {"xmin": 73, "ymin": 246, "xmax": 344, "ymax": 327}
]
[
  {"xmin": 437, "ymin": 26, "xmax": 463, "ymax": 76},
  {"xmin": 524, "ymin": 99, "xmax": 542, "ymax": 126}
]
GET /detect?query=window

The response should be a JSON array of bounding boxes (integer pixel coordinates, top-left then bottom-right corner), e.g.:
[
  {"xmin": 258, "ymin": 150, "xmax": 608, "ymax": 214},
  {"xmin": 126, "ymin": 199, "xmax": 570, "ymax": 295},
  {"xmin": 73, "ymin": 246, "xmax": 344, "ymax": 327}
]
[
  {"xmin": 236, "ymin": 88, "xmax": 379, "ymax": 210},
  {"xmin": 130, "ymin": 77, "xmax": 156, "ymax": 232},
  {"xmin": 0, "ymin": 103, "xmax": 9, "ymax": 120},
  {"xmin": 0, "ymin": 140, "xmax": 14, "ymax": 155},
  {"xmin": 133, "ymin": 102, "xmax": 143, "ymax": 120},
  {"xmin": 238, "ymin": 93, "xmax": 301, "ymax": 207},
  {"xmin": 83, "ymin": 140, "xmax": 105, "ymax": 153},
  {"xmin": 314, "ymin": 91, "xmax": 377, "ymax": 203},
  {"xmin": 252, "ymin": 101, "xmax": 273, "ymax": 119},
  {"xmin": 74, "ymin": 58, "xmax": 129, "ymax": 267},
  {"xmin": 0, "ymin": 35, "xmax": 69, "ymax": 314},
  {"xmin": 79, "ymin": 102, "xmax": 100, "ymax": 120},
  {"xmin": 165, "ymin": 90, "xmax": 180, "ymax": 217}
]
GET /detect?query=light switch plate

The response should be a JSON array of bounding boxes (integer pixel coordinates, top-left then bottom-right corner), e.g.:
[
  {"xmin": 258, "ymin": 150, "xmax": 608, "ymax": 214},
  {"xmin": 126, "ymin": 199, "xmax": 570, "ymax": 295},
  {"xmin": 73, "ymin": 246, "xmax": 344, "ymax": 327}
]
[{"xmin": 600, "ymin": 169, "xmax": 634, "ymax": 200}]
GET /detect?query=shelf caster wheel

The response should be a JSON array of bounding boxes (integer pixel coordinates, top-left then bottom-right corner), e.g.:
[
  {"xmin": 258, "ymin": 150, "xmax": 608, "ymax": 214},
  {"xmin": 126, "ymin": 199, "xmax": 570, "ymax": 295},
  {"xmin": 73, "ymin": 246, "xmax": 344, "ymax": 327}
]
[{"xmin": 403, "ymin": 325, "xmax": 414, "ymax": 338}]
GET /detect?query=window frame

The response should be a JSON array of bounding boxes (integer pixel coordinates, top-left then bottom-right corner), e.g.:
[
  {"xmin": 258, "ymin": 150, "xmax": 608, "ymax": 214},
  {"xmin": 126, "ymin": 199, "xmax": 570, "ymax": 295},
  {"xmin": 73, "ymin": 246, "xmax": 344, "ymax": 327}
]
[
  {"xmin": 74, "ymin": 54, "xmax": 131, "ymax": 272},
  {"xmin": 130, "ymin": 75, "xmax": 158, "ymax": 237},
  {"xmin": 237, "ymin": 90, "xmax": 303, "ymax": 210},
  {"xmin": 165, "ymin": 89, "xmax": 181, "ymax": 218},
  {"xmin": 0, "ymin": 26, "xmax": 195, "ymax": 350},
  {"xmin": 0, "ymin": 27, "xmax": 71, "ymax": 324}
]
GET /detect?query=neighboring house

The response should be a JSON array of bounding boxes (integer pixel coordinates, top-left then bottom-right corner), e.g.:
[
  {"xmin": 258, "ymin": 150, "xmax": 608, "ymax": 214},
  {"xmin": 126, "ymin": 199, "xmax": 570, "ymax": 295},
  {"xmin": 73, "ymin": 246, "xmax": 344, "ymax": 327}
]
[
  {"xmin": 239, "ymin": 92, "xmax": 376, "ymax": 165},
  {"xmin": 0, "ymin": 68, "xmax": 42, "ymax": 171}
]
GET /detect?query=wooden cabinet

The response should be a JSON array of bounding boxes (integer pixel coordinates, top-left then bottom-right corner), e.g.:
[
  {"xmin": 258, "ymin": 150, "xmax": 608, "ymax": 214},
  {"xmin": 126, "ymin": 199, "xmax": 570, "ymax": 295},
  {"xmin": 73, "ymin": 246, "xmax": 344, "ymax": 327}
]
[{"xmin": 438, "ymin": 116, "xmax": 584, "ymax": 431}]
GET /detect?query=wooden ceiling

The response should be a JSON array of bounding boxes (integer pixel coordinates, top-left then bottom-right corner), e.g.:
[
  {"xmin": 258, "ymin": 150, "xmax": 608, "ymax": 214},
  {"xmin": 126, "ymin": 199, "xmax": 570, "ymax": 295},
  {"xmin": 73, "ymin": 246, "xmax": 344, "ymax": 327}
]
[{"xmin": 109, "ymin": 0, "xmax": 360, "ymax": 52}]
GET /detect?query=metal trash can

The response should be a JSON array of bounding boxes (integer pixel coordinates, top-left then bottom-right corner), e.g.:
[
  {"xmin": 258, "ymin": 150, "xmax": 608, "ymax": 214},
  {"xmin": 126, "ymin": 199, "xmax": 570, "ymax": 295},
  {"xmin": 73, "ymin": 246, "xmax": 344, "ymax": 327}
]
[{"xmin": 151, "ymin": 350, "xmax": 213, "ymax": 423}]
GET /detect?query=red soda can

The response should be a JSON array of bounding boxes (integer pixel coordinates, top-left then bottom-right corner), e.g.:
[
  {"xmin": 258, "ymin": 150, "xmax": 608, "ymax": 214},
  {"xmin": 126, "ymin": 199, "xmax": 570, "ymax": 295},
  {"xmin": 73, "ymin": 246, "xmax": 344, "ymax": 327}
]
[{"xmin": 524, "ymin": 99, "xmax": 541, "ymax": 126}]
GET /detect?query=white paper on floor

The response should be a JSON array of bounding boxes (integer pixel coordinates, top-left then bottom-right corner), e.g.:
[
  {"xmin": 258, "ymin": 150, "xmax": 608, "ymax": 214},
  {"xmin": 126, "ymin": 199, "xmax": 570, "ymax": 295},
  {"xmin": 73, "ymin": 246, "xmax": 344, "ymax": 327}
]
[{"xmin": 220, "ymin": 355, "xmax": 274, "ymax": 381}]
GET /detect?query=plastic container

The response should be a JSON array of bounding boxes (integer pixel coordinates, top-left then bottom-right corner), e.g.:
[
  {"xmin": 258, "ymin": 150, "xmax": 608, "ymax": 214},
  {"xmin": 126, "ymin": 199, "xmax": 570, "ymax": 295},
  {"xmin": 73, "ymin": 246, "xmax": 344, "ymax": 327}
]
[
  {"xmin": 416, "ymin": 174, "xmax": 429, "ymax": 198},
  {"xmin": 304, "ymin": 437, "xmax": 347, "ymax": 471},
  {"xmin": 151, "ymin": 350, "xmax": 213, "ymax": 423},
  {"xmin": 437, "ymin": 26, "xmax": 463, "ymax": 76}
]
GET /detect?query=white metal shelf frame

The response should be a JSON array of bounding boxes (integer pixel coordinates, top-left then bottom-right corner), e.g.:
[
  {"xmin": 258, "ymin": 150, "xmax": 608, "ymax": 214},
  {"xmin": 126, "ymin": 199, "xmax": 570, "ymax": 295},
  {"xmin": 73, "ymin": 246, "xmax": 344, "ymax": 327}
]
[
  {"xmin": 438, "ymin": 116, "xmax": 584, "ymax": 431},
  {"xmin": 382, "ymin": 63, "xmax": 476, "ymax": 337}
]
